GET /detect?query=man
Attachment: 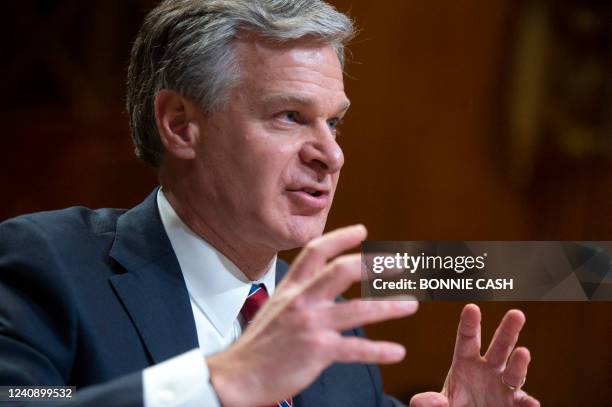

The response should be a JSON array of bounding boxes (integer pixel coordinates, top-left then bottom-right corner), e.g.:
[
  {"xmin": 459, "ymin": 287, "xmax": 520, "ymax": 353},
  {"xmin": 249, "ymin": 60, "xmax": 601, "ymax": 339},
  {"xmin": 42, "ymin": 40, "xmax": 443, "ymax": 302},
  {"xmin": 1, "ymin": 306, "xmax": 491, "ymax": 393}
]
[{"xmin": 0, "ymin": 0, "xmax": 539, "ymax": 406}]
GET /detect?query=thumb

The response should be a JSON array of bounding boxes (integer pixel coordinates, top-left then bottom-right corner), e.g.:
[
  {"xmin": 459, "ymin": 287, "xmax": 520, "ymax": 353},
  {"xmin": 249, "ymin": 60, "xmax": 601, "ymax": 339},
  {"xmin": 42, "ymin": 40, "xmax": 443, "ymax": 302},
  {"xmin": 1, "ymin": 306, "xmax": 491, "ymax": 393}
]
[{"xmin": 410, "ymin": 392, "xmax": 449, "ymax": 407}]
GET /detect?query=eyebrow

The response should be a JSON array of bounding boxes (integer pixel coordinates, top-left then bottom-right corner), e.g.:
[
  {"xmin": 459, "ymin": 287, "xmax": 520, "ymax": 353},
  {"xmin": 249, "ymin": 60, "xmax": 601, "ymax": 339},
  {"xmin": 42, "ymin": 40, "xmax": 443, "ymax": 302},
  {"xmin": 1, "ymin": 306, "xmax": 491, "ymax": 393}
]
[{"xmin": 261, "ymin": 93, "xmax": 351, "ymax": 115}]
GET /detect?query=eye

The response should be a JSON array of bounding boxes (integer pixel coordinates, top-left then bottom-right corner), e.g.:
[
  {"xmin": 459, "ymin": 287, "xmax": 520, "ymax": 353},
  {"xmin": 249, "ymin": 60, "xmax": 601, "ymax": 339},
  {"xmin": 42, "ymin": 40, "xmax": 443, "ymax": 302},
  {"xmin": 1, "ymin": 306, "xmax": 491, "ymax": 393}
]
[
  {"xmin": 277, "ymin": 111, "xmax": 299, "ymax": 123},
  {"xmin": 327, "ymin": 118, "xmax": 343, "ymax": 132}
]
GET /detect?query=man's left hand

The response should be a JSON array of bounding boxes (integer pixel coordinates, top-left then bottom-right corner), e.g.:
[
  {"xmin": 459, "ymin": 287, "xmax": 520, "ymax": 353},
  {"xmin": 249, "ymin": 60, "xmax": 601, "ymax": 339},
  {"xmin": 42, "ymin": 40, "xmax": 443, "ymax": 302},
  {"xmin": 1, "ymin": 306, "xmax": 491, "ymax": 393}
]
[{"xmin": 410, "ymin": 304, "xmax": 540, "ymax": 407}]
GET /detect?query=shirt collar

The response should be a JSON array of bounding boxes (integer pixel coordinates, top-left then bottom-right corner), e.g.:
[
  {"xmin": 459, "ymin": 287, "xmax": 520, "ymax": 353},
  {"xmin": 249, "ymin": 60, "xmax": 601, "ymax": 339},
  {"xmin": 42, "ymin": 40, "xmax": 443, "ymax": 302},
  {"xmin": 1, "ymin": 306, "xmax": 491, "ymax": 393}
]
[{"xmin": 156, "ymin": 188, "xmax": 277, "ymax": 338}]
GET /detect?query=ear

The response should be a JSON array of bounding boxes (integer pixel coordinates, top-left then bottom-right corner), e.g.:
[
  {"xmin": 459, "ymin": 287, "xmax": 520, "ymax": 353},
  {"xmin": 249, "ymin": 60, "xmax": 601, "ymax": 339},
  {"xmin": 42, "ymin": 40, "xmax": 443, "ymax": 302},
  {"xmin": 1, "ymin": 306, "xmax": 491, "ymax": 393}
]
[{"xmin": 154, "ymin": 89, "xmax": 201, "ymax": 160}]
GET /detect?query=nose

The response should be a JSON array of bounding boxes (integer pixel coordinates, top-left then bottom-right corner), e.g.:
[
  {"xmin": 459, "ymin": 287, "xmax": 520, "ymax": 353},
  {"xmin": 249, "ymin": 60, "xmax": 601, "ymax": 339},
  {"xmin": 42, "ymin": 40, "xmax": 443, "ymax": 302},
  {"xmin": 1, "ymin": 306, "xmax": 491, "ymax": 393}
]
[{"xmin": 299, "ymin": 124, "xmax": 344, "ymax": 175}]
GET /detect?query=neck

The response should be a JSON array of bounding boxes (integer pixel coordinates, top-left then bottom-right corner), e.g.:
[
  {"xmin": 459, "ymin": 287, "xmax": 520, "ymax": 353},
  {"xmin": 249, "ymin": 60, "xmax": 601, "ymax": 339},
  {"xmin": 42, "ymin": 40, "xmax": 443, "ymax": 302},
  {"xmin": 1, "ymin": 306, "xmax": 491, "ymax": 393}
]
[{"xmin": 160, "ymin": 176, "xmax": 276, "ymax": 281}]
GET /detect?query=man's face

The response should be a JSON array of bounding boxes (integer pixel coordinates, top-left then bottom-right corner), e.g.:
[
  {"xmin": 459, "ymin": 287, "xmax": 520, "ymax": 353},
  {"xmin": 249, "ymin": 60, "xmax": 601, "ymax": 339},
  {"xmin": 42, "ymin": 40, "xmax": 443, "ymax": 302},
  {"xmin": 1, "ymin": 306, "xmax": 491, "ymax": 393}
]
[{"xmin": 191, "ymin": 38, "xmax": 349, "ymax": 252}]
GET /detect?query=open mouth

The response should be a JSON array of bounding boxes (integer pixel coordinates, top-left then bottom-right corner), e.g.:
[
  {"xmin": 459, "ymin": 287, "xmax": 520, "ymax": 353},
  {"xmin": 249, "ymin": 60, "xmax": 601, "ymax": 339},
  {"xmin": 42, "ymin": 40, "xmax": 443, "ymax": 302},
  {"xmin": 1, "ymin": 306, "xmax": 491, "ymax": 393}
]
[
  {"xmin": 302, "ymin": 187, "xmax": 324, "ymax": 198},
  {"xmin": 286, "ymin": 186, "xmax": 330, "ymax": 210}
]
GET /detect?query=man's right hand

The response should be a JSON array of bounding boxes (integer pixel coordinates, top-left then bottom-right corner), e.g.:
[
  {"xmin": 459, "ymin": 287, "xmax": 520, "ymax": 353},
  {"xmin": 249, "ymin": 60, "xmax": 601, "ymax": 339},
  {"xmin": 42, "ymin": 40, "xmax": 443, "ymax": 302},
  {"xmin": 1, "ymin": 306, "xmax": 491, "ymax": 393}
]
[{"xmin": 207, "ymin": 224, "xmax": 418, "ymax": 406}]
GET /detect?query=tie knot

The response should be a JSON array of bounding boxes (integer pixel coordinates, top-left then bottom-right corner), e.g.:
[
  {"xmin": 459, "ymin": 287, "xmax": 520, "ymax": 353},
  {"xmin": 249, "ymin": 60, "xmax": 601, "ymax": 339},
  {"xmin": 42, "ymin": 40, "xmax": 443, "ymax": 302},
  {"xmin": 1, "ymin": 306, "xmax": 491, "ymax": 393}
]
[{"xmin": 240, "ymin": 283, "xmax": 269, "ymax": 323}]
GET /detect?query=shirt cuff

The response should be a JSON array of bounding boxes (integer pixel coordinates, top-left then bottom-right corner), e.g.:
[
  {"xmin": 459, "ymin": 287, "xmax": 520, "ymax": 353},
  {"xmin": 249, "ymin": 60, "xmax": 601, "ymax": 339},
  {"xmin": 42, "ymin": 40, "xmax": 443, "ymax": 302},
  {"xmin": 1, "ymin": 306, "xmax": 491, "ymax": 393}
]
[{"xmin": 143, "ymin": 348, "xmax": 221, "ymax": 407}]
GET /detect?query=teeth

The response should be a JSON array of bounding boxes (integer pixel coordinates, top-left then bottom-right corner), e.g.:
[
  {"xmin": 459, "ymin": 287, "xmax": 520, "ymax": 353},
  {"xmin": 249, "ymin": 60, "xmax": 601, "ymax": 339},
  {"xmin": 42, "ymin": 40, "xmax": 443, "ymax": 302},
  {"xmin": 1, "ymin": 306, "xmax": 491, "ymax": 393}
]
[{"xmin": 303, "ymin": 188, "xmax": 317, "ymax": 195}]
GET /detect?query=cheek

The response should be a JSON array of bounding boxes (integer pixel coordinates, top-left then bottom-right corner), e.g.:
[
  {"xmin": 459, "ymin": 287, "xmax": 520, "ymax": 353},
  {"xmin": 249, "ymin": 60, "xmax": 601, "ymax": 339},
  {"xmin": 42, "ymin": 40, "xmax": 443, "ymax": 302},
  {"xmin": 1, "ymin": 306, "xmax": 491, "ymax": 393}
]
[
  {"xmin": 331, "ymin": 172, "xmax": 341, "ymax": 188},
  {"xmin": 268, "ymin": 137, "xmax": 301, "ymax": 162},
  {"xmin": 255, "ymin": 138, "xmax": 302, "ymax": 181},
  {"xmin": 239, "ymin": 149, "xmax": 292, "ymax": 216},
  {"xmin": 327, "ymin": 172, "xmax": 341, "ymax": 200}
]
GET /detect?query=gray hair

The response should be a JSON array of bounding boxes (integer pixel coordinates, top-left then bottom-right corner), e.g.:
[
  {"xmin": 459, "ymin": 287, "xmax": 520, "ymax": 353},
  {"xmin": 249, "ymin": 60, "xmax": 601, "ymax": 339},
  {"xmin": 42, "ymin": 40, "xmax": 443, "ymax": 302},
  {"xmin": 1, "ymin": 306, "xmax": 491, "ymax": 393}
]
[{"xmin": 126, "ymin": 0, "xmax": 355, "ymax": 167}]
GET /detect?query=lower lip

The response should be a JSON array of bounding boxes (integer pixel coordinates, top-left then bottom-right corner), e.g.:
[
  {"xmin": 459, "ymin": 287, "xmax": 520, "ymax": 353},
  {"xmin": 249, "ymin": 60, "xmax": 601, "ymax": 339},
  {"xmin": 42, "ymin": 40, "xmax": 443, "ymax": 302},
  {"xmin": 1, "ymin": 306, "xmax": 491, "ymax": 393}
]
[{"xmin": 286, "ymin": 190, "xmax": 329, "ymax": 211}]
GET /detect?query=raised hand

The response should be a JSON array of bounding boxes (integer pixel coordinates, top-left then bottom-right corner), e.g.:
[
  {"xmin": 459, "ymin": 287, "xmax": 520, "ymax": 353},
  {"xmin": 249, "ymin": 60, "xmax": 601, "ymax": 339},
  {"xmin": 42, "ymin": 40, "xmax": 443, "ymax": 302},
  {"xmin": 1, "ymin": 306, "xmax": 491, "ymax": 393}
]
[
  {"xmin": 411, "ymin": 304, "xmax": 539, "ymax": 407},
  {"xmin": 207, "ymin": 225, "xmax": 419, "ymax": 407}
]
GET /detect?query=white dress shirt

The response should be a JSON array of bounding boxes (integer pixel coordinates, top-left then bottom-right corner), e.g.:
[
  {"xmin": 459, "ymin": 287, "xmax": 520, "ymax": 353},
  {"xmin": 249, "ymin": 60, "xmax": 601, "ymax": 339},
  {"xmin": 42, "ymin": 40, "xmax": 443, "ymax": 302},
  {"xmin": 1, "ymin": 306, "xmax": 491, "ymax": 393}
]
[{"xmin": 142, "ymin": 189, "xmax": 277, "ymax": 407}]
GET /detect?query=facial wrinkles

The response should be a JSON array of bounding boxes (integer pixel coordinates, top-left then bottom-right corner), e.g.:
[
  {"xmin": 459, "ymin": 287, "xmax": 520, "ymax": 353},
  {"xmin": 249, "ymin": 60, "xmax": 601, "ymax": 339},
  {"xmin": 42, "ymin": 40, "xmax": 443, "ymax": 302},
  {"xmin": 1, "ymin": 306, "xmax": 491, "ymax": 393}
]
[
  {"xmin": 242, "ymin": 41, "xmax": 343, "ymax": 229},
  {"xmin": 269, "ymin": 67, "xmax": 344, "ymax": 92},
  {"xmin": 239, "ymin": 77, "xmax": 344, "ymax": 195},
  {"xmin": 218, "ymin": 90, "xmax": 286, "ymax": 219},
  {"xmin": 158, "ymin": 40, "xmax": 349, "ymax": 280},
  {"xmin": 259, "ymin": 65, "xmax": 344, "ymax": 100},
  {"xmin": 244, "ymin": 39, "xmax": 343, "ymax": 89}
]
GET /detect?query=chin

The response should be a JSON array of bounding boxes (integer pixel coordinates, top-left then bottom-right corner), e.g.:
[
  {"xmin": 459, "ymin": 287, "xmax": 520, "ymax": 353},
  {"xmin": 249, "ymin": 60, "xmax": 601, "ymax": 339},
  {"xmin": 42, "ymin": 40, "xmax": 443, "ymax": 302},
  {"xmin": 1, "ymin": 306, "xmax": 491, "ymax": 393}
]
[{"xmin": 277, "ymin": 216, "xmax": 327, "ymax": 249}]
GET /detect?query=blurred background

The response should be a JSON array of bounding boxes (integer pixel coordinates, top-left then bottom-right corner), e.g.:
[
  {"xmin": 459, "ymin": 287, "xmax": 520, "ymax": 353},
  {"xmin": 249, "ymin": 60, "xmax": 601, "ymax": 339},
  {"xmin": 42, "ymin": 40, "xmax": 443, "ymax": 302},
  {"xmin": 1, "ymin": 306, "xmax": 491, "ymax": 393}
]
[{"xmin": 2, "ymin": 0, "xmax": 611, "ymax": 405}]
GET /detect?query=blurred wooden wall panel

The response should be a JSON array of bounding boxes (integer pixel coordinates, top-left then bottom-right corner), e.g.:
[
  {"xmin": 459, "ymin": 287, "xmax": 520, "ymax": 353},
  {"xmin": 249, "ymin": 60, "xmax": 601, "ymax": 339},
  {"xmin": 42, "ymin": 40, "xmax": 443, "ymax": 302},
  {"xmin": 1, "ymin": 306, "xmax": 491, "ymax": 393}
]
[{"xmin": 1, "ymin": 1, "xmax": 611, "ymax": 405}]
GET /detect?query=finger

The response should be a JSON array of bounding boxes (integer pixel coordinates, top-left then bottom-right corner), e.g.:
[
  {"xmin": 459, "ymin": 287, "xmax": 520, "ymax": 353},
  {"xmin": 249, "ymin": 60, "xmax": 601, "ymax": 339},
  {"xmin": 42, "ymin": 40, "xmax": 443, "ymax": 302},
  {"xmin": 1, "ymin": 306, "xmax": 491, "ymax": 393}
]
[
  {"xmin": 503, "ymin": 347, "xmax": 530, "ymax": 390},
  {"xmin": 452, "ymin": 304, "xmax": 482, "ymax": 360},
  {"xmin": 333, "ymin": 336, "xmax": 406, "ymax": 364},
  {"xmin": 517, "ymin": 395, "xmax": 540, "ymax": 407},
  {"xmin": 322, "ymin": 298, "xmax": 418, "ymax": 331},
  {"xmin": 484, "ymin": 309, "xmax": 526, "ymax": 368},
  {"xmin": 410, "ymin": 392, "xmax": 449, "ymax": 407},
  {"xmin": 283, "ymin": 224, "xmax": 366, "ymax": 285},
  {"xmin": 302, "ymin": 253, "xmax": 362, "ymax": 301}
]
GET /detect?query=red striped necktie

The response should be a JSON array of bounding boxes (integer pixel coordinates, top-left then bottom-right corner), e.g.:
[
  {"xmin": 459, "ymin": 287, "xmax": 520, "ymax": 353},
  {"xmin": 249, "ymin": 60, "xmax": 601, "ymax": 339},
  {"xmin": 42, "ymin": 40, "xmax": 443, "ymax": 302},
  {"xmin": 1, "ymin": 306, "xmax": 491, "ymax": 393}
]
[{"xmin": 240, "ymin": 283, "xmax": 293, "ymax": 407}]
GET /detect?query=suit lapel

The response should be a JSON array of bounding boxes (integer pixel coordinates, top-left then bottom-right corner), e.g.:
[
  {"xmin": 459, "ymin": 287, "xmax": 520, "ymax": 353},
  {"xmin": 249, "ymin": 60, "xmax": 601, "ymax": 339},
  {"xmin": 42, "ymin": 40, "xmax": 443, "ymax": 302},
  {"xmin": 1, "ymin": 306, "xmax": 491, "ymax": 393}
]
[
  {"xmin": 106, "ymin": 193, "xmax": 329, "ymax": 404},
  {"xmin": 293, "ymin": 380, "xmax": 329, "ymax": 407},
  {"xmin": 108, "ymin": 189, "xmax": 199, "ymax": 364}
]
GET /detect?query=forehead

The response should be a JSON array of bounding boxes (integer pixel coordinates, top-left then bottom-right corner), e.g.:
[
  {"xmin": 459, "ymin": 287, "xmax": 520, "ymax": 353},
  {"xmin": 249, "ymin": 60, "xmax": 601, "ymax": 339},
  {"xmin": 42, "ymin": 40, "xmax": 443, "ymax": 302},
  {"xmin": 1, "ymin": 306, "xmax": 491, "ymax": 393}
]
[{"xmin": 232, "ymin": 36, "xmax": 346, "ymax": 97}]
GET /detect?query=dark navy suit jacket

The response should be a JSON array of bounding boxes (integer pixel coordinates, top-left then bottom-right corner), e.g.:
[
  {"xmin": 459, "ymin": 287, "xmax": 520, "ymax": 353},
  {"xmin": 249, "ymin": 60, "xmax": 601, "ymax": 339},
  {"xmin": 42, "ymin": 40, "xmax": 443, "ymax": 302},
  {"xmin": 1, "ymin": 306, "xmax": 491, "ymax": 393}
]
[{"xmin": 0, "ymin": 190, "xmax": 402, "ymax": 406}]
